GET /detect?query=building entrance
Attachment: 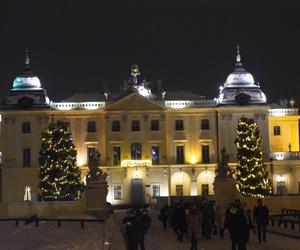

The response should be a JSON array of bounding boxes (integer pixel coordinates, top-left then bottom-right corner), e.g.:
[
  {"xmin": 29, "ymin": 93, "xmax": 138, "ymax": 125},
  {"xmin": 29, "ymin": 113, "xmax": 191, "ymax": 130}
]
[{"xmin": 131, "ymin": 178, "xmax": 144, "ymax": 206}]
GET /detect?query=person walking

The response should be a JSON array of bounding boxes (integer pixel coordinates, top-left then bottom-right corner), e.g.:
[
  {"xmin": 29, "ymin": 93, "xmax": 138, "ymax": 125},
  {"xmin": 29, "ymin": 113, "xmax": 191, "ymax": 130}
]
[
  {"xmin": 167, "ymin": 201, "xmax": 175, "ymax": 228},
  {"xmin": 159, "ymin": 204, "xmax": 168, "ymax": 230},
  {"xmin": 132, "ymin": 208, "xmax": 151, "ymax": 250},
  {"xmin": 172, "ymin": 200, "xmax": 186, "ymax": 242},
  {"xmin": 243, "ymin": 202, "xmax": 254, "ymax": 243},
  {"xmin": 215, "ymin": 204, "xmax": 226, "ymax": 239},
  {"xmin": 187, "ymin": 203, "xmax": 202, "ymax": 250},
  {"xmin": 201, "ymin": 199, "xmax": 215, "ymax": 240},
  {"xmin": 253, "ymin": 198, "xmax": 269, "ymax": 243},
  {"xmin": 122, "ymin": 209, "xmax": 136, "ymax": 250},
  {"xmin": 225, "ymin": 199, "xmax": 248, "ymax": 250}
]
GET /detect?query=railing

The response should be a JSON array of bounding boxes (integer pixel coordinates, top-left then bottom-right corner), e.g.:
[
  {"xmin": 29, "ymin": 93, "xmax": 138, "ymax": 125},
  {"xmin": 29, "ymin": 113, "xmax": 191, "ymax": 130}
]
[
  {"xmin": 165, "ymin": 100, "xmax": 217, "ymax": 109},
  {"xmin": 268, "ymin": 215, "xmax": 300, "ymax": 232},
  {"xmin": 268, "ymin": 108, "xmax": 298, "ymax": 116},
  {"xmin": 269, "ymin": 151, "xmax": 300, "ymax": 160}
]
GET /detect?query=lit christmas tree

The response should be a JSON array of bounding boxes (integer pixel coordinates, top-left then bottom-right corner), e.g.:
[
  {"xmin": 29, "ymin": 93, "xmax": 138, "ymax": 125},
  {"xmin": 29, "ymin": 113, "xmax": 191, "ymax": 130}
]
[
  {"xmin": 234, "ymin": 117, "xmax": 272, "ymax": 197},
  {"xmin": 39, "ymin": 121, "xmax": 84, "ymax": 201}
]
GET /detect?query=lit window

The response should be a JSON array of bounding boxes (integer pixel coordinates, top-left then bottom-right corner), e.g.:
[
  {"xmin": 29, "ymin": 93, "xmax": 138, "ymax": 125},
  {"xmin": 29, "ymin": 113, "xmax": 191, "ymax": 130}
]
[
  {"xmin": 112, "ymin": 120, "xmax": 121, "ymax": 132},
  {"xmin": 151, "ymin": 146, "xmax": 159, "ymax": 165},
  {"xmin": 132, "ymin": 120, "xmax": 140, "ymax": 131},
  {"xmin": 151, "ymin": 120, "xmax": 159, "ymax": 131},
  {"xmin": 23, "ymin": 148, "xmax": 31, "ymax": 167},
  {"xmin": 131, "ymin": 142, "xmax": 142, "ymax": 160},
  {"xmin": 152, "ymin": 185, "xmax": 160, "ymax": 197},
  {"xmin": 22, "ymin": 122, "xmax": 31, "ymax": 133},
  {"xmin": 175, "ymin": 119, "xmax": 184, "ymax": 130},
  {"xmin": 87, "ymin": 121, "xmax": 96, "ymax": 133},
  {"xmin": 113, "ymin": 146, "xmax": 121, "ymax": 166},
  {"xmin": 201, "ymin": 119, "xmax": 209, "ymax": 130},
  {"xmin": 274, "ymin": 126, "xmax": 281, "ymax": 136},
  {"xmin": 24, "ymin": 186, "xmax": 32, "ymax": 201},
  {"xmin": 113, "ymin": 185, "xmax": 122, "ymax": 200},
  {"xmin": 176, "ymin": 145, "xmax": 184, "ymax": 164}
]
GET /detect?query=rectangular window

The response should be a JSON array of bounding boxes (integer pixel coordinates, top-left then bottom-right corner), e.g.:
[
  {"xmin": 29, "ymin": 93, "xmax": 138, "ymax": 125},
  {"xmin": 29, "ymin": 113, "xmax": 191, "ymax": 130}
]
[
  {"xmin": 152, "ymin": 185, "xmax": 160, "ymax": 197},
  {"xmin": 23, "ymin": 148, "xmax": 31, "ymax": 167},
  {"xmin": 276, "ymin": 181, "xmax": 286, "ymax": 195},
  {"xmin": 201, "ymin": 184, "xmax": 209, "ymax": 196},
  {"xmin": 274, "ymin": 126, "xmax": 281, "ymax": 136},
  {"xmin": 87, "ymin": 121, "xmax": 96, "ymax": 133},
  {"xmin": 202, "ymin": 145, "xmax": 210, "ymax": 163},
  {"xmin": 151, "ymin": 146, "xmax": 160, "ymax": 165},
  {"xmin": 131, "ymin": 142, "xmax": 142, "ymax": 160},
  {"xmin": 176, "ymin": 145, "xmax": 185, "ymax": 164},
  {"xmin": 201, "ymin": 119, "xmax": 210, "ymax": 130},
  {"xmin": 175, "ymin": 119, "xmax": 184, "ymax": 130},
  {"xmin": 151, "ymin": 120, "xmax": 159, "ymax": 131},
  {"xmin": 87, "ymin": 147, "xmax": 96, "ymax": 164},
  {"xmin": 22, "ymin": 122, "xmax": 31, "ymax": 133},
  {"xmin": 112, "ymin": 120, "xmax": 120, "ymax": 132},
  {"xmin": 113, "ymin": 185, "xmax": 122, "ymax": 200},
  {"xmin": 132, "ymin": 120, "xmax": 140, "ymax": 131},
  {"xmin": 24, "ymin": 185, "xmax": 32, "ymax": 201},
  {"xmin": 112, "ymin": 146, "xmax": 121, "ymax": 166},
  {"xmin": 176, "ymin": 185, "xmax": 183, "ymax": 196}
]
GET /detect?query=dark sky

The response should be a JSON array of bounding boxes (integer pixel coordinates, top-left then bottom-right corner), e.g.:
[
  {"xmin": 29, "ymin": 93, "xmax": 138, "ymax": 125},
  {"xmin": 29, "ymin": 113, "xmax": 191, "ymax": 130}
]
[{"xmin": 0, "ymin": 0, "xmax": 300, "ymax": 103}]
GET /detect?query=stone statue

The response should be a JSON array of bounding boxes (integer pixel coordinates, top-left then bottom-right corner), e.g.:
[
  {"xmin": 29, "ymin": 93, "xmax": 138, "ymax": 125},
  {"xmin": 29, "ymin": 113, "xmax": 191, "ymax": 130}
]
[
  {"xmin": 86, "ymin": 150, "xmax": 107, "ymax": 184},
  {"xmin": 216, "ymin": 147, "xmax": 233, "ymax": 181}
]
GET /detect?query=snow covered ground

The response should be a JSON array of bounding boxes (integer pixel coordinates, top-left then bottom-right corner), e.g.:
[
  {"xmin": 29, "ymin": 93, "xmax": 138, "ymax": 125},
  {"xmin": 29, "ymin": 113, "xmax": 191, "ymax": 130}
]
[{"xmin": 0, "ymin": 211, "xmax": 299, "ymax": 250}]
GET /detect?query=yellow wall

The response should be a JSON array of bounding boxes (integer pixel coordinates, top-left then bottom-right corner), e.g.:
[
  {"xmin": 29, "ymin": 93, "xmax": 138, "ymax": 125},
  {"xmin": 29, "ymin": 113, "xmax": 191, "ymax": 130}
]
[{"xmin": 269, "ymin": 116, "xmax": 300, "ymax": 152}]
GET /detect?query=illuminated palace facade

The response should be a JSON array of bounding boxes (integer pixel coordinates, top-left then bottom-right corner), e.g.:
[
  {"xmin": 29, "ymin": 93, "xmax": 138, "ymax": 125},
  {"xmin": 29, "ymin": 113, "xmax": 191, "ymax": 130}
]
[{"xmin": 1, "ymin": 49, "xmax": 300, "ymax": 205}]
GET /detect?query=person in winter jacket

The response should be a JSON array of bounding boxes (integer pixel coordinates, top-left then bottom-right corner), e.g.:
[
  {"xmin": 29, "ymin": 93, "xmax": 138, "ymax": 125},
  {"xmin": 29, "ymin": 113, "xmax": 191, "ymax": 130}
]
[
  {"xmin": 187, "ymin": 203, "xmax": 202, "ymax": 250},
  {"xmin": 253, "ymin": 199, "xmax": 269, "ymax": 243}
]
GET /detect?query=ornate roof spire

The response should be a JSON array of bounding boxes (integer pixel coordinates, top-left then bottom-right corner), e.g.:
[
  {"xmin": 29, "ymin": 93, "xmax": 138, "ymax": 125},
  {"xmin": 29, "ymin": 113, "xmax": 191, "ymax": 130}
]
[
  {"xmin": 24, "ymin": 49, "xmax": 31, "ymax": 70},
  {"xmin": 236, "ymin": 44, "xmax": 241, "ymax": 63}
]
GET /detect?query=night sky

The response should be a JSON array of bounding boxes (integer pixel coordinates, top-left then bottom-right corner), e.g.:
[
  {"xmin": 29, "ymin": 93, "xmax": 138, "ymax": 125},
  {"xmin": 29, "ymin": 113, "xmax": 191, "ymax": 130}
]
[{"xmin": 1, "ymin": 1, "xmax": 300, "ymax": 103}]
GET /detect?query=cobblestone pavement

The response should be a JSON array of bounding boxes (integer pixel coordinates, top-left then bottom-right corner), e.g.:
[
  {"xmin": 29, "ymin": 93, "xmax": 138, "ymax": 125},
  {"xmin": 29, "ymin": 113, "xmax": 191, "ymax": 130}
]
[{"xmin": 114, "ymin": 210, "xmax": 300, "ymax": 250}]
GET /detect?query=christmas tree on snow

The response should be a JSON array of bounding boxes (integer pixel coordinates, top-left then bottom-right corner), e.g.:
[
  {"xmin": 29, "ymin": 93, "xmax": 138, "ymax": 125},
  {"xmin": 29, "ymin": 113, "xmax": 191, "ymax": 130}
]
[
  {"xmin": 39, "ymin": 121, "xmax": 84, "ymax": 201},
  {"xmin": 234, "ymin": 117, "xmax": 272, "ymax": 198}
]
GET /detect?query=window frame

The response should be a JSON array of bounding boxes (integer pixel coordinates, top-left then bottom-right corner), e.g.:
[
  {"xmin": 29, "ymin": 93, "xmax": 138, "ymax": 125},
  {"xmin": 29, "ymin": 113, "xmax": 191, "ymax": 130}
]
[
  {"xmin": 112, "ymin": 120, "xmax": 121, "ymax": 132},
  {"xmin": 87, "ymin": 121, "xmax": 96, "ymax": 133},
  {"xmin": 131, "ymin": 120, "xmax": 140, "ymax": 131},
  {"xmin": 175, "ymin": 119, "xmax": 184, "ymax": 131},
  {"xmin": 151, "ymin": 145, "xmax": 160, "ymax": 165},
  {"xmin": 201, "ymin": 119, "xmax": 210, "ymax": 130},
  {"xmin": 176, "ymin": 145, "xmax": 185, "ymax": 164},
  {"xmin": 201, "ymin": 144, "xmax": 210, "ymax": 163},
  {"xmin": 112, "ymin": 146, "xmax": 121, "ymax": 166},
  {"xmin": 274, "ymin": 126, "xmax": 281, "ymax": 136},
  {"xmin": 151, "ymin": 119, "xmax": 159, "ymax": 131},
  {"xmin": 131, "ymin": 142, "xmax": 142, "ymax": 160},
  {"xmin": 113, "ymin": 184, "xmax": 123, "ymax": 200},
  {"xmin": 23, "ymin": 148, "xmax": 31, "ymax": 167},
  {"xmin": 22, "ymin": 122, "xmax": 31, "ymax": 134}
]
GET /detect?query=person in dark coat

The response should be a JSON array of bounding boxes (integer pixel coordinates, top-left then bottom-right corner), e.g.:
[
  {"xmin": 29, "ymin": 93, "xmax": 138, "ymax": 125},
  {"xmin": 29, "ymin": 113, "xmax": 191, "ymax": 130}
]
[
  {"xmin": 172, "ymin": 200, "xmax": 186, "ymax": 242},
  {"xmin": 187, "ymin": 203, "xmax": 202, "ymax": 250},
  {"xmin": 122, "ymin": 209, "xmax": 136, "ymax": 250},
  {"xmin": 159, "ymin": 204, "xmax": 168, "ymax": 230},
  {"xmin": 243, "ymin": 202, "xmax": 254, "ymax": 243},
  {"xmin": 201, "ymin": 199, "xmax": 215, "ymax": 240},
  {"xmin": 253, "ymin": 198, "xmax": 269, "ymax": 243},
  {"xmin": 167, "ymin": 201, "xmax": 175, "ymax": 228},
  {"xmin": 225, "ymin": 199, "xmax": 248, "ymax": 250},
  {"xmin": 132, "ymin": 208, "xmax": 151, "ymax": 250}
]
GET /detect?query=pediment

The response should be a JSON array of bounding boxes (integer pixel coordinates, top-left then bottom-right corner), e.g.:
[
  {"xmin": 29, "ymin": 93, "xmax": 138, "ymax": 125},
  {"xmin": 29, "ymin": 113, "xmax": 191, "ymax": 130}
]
[{"xmin": 105, "ymin": 92, "xmax": 165, "ymax": 111}]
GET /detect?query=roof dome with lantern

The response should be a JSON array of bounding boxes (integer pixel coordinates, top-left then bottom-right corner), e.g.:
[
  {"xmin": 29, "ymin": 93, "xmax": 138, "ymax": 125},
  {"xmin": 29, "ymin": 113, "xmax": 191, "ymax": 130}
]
[
  {"xmin": 217, "ymin": 45, "xmax": 267, "ymax": 106},
  {"xmin": 12, "ymin": 50, "xmax": 42, "ymax": 90}
]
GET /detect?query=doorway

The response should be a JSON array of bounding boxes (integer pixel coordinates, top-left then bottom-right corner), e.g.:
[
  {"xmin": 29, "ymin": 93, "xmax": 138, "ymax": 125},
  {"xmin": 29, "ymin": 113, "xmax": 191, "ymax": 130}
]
[{"xmin": 131, "ymin": 178, "xmax": 144, "ymax": 206}]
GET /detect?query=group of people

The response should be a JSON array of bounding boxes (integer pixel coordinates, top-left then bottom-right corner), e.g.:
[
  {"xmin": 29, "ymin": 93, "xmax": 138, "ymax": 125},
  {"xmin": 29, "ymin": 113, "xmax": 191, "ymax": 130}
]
[
  {"xmin": 158, "ymin": 198, "xmax": 269, "ymax": 250},
  {"xmin": 122, "ymin": 207, "xmax": 151, "ymax": 250}
]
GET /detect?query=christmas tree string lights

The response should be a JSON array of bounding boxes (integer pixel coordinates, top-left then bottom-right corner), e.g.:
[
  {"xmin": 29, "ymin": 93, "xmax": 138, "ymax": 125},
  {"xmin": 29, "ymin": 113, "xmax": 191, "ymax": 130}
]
[
  {"xmin": 39, "ymin": 121, "xmax": 84, "ymax": 201},
  {"xmin": 234, "ymin": 117, "xmax": 272, "ymax": 198}
]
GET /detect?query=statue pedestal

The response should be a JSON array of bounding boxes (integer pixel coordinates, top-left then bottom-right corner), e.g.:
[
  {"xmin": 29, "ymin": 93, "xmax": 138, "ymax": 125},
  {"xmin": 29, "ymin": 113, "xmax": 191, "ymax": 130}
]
[
  {"xmin": 85, "ymin": 180, "xmax": 108, "ymax": 218},
  {"xmin": 213, "ymin": 179, "xmax": 238, "ymax": 207}
]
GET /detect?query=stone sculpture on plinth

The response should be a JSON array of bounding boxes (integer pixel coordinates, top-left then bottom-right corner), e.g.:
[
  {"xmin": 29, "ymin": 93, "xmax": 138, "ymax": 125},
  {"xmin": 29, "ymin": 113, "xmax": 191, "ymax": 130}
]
[
  {"xmin": 213, "ymin": 147, "xmax": 238, "ymax": 207},
  {"xmin": 85, "ymin": 150, "xmax": 108, "ymax": 218}
]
